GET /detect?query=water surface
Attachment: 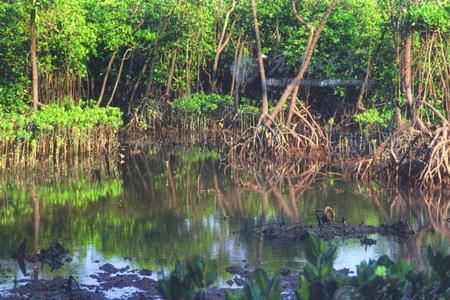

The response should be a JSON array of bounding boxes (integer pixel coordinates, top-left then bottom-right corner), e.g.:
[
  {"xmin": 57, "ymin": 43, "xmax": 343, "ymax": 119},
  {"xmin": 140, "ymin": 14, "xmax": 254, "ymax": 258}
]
[{"xmin": 0, "ymin": 145, "xmax": 449, "ymax": 295}]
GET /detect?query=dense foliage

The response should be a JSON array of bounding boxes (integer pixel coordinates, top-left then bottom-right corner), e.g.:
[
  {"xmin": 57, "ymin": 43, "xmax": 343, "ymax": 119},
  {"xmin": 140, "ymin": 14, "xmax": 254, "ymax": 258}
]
[
  {"xmin": 0, "ymin": 101, "xmax": 122, "ymax": 167},
  {"xmin": 1, "ymin": 0, "xmax": 448, "ymax": 117}
]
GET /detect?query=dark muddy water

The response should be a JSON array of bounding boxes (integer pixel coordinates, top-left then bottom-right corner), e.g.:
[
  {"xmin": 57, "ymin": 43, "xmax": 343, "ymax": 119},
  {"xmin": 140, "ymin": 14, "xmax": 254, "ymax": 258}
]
[{"xmin": 0, "ymin": 145, "xmax": 449, "ymax": 297}]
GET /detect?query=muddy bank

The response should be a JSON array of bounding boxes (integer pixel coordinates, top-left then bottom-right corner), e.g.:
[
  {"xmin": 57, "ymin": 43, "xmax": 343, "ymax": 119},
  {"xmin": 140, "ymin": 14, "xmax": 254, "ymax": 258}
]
[
  {"xmin": 0, "ymin": 263, "xmax": 160, "ymax": 300},
  {"xmin": 262, "ymin": 220, "xmax": 415, "ymax": 241},
  {"xmin": 0, "ymin": 263, "xmax": 298, "ymax": 300}
]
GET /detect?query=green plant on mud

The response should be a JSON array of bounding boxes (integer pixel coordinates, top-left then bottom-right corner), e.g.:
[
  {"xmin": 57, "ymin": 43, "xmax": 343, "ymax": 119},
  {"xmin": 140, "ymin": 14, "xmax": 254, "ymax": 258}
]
[
  {"xmin": 0, "ymin": 100, "xmax": 123, "ymax": 167},
  {"xmin": 294, "ymin": 234, "xmax": 450, "ymax": 300},
  {"xmin": 354, "ymin": 108, "xmax": 394, "ymax": 129},
  {"xmin": 427, "ymin": 245, "xmax": 450, "ymax": 292},
  {"xmin": 157, "ymin": 257, "xmax": 218, "ymax": 300},
  {"xmin": 296, "ymin": 234, "xmax": 341, "ymax": 300},
  {"xmin": 349, "ymin": 256, "xmax": 430, "ymax": 299},
  {"xmin": 226, "ymin": 269, "xmax": 282, "ymax": 300}
]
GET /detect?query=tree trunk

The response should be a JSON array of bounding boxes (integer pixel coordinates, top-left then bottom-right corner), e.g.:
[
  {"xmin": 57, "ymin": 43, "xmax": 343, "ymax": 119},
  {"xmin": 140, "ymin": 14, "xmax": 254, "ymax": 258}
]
[
  {"xmin": 129, "ymin": 57, "xmax": 151, "ymax": 104},
  {"xmin": 107, "ymin": 49, "xmax": 132, "ymax": 106},
  {"xmin": 264, "ymin": 0, "xmax": 339, "ymax": 127},
  {"xmin": 230, "ymin": 34, "xmax": 243, "ymax": 109},
  {"xmin": 250, "ymin": 0, "xmax": 269, "ymax": 116},
  {"xmin": 233, "ymin": 41, "xmax": 245, "ymax": 108},
  {"xmin": 165, "ymin": 49, "xmax": 178, "ymax": 98},
  {"xmin": 30, "ymin": 6, "xmax": 39, "ymax": 110},
  {"xmin": 143, "ymin": 58, "xmax": 156, "ymax": 98},
  {"xmin": 97, "ymin": 51, "xmax": 117, "ymax": 106},
  {"xmin": 211, "ymin": 0, "xmax": 237, "ymax": 92},
  {"xmin": 356, "ymin": 56, "xmax": 371, "ymax": 111},
  {"xmin": 401, "ymin": 0, "xmax": 431, "ymax": 135}
]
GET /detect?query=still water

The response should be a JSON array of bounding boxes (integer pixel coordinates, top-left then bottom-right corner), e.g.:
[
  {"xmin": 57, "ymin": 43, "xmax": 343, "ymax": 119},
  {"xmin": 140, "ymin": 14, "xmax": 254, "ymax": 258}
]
[{"xmin": 0, "ymin": 144, "xmax": 449, "ymax": 295}]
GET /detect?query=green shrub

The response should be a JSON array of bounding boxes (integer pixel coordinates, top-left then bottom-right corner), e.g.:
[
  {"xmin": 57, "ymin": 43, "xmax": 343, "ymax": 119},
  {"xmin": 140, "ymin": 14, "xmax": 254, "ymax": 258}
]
[
  {"xmin": 157, "ymin": 257, "xmax": 218, "ymax": 300},
  {"xmin": 172, "ymin": 93, "xmax": 233, "ymax": 115},
  {"xmin": 226, "ymin": 269, "xmax": 282, "ymax": 300},
  {"xmin": 296, "ymin": 234, "xmax": 340, "ymax": 300},
  {"xmin": 354, "ymin": 108, "xmax": 393, "ymax": 128},
  {"xmin": 0, "ymin": 100, "xmax": 123, "ymax": 141},
  {"xmin": 238, "ymin": 97, "xmax": 261, "ymax": 114}
]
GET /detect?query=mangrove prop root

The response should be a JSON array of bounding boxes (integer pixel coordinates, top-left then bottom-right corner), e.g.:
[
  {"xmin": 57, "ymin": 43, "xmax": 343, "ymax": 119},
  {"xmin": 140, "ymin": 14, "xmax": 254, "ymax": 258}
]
[
  {"xmin": 229, "ymin": 104, "xmax": 331, "ymax": 161},
  {"xmin": 351, "ymin": 123, "xmax": 450, "ymax": 187}
]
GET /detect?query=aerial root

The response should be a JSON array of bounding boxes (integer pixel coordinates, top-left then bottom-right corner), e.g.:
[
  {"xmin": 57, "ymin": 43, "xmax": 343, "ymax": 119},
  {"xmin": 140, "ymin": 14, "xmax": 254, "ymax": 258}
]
[
  {"xmin": 351, "ymin": 122, "xmax": 450, "ymax": 187},
  {"xmin": 229, "ymin": 104, "xmax": 330, "ymax": 162}
]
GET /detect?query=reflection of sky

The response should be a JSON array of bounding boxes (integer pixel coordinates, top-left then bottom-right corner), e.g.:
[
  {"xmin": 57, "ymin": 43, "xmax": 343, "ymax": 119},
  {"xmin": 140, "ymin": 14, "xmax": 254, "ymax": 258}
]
[{"xmin": 334, "ymin": 235, "xmax": 391, "ymax": 273}]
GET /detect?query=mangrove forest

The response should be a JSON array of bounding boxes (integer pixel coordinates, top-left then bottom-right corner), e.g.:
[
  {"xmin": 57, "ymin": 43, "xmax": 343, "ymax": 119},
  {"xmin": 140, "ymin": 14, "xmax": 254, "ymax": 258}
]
[{"xmin": 0, "ymin": 0, "xmax": 450, "ymax": 299}]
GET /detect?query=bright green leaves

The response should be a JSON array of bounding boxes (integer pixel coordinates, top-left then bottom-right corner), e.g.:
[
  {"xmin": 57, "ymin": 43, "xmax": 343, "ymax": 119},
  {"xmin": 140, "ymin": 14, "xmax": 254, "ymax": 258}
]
[
  {"xmin": 32, "ymin": 0, "xmax": 97, "ymax": 77},
  {"xmin": 186, "ymin": 257, "xmax": 219, "ymax": 290},
  {"xmin": 246, "ymin": 269, "xmax": 282, "ymax": 300},
  {"xmin": 295, "ymin": 234, "xmax": 339, "ymax": 300},
  {"xmin": 410, "ymin": 1, "xmax": 450, "ymax": 32},
  {"xmin": 157, "ymin": 257, "xmax": 219, "ymax": 300},
  {"xmin": 354, "ymin": 108, "xmax": 394, "ymax": 129},
  {"xmin": 226, "ymin": 269, "xmax": 282, "ymax": 300},
  {"xmin": 172, "ymin": 93, "xmax": 233, "ymax": 115},
  {"xmin": 0, "ymin": 101, "xmax": 123, "ymax": 142},
  {"xmin": 0, "ymin": 1, "xmax": 29, "ymax": 107}
]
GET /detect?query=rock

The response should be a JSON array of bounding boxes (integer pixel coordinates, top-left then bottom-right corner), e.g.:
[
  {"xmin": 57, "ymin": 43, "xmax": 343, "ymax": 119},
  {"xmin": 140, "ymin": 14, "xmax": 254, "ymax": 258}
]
[
  {"xmin": 138, "ymin": 269, "xmax": 152, "ymax": 276},
  {"xmin": 99, "ymin": 263, "xmax": 119, "ymax": 274},
  {"xmin": 360, "ymin": 237, "xmax": 377, "ymax": 246},
  {"xmin": 233, "ymin": 276, "xmax": 245, "ymax": 287},
  {"xmin": 280, "ymin": 268, "xmax": 291, "ymax": 276},
  {"xmin": 118, "ymin": 265, "xmax": 131, "ymax": 273},
  {"xmin": 38, "ymin": 242, "xmax": 69, "ymax": 270}
]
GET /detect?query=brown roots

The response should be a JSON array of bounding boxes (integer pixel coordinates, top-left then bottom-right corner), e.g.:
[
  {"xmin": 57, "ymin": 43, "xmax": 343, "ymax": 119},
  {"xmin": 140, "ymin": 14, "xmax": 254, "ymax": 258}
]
[
  {"xmin": 352, "ymin": 123, "xmax": 450, "ymax": 188},
  {"xmin": 229, "ymin": 104, "xmax": 330, "ymax": 162}
]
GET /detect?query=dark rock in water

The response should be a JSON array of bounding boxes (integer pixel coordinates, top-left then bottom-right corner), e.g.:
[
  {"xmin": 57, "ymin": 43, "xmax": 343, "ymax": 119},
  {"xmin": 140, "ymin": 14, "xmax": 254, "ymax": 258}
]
[
  {"xmin": 226, "ymin": 279, "xmax": 234, "ymax": 286},
  {"xmin": 7, "ymin": 278, "xmax": 106, "ymax": 300},
  {"xmin": 233, "ymin": 276, "xmax": 245, "ymax": 287},
  {"xmin": 118, "ymin": 265, "xmax": 131, "ymax": 273},
  {"xmin": 263, "ymin": 219, "xmax": 414, "ymax": 241},
  {"xmin": 360, "ymin": 237, "xmax": 377, "ymax": 246},
  {"xmin": 139, "ymin": 269, "xmax": 153, "ymax": 276},
  {"xmin": 335, "ymin": 268, "xmax": 354, "ymax": 276},
  {"xmin": 98, "ymin": 274, "xmax": 139, "ymax": 289},
  {"xmin": 280, "ymin": 268, "xmax": 291, "ymax": 276},
  {"xmin": 226, "ymin": 265, "xmax": 250, "ymax": 278},
  {"xmin": 99, "ymin": 263, "xmax": 119, "ymax": 274},
  {"xmin": 38, "ymin": 242, "xmax": 69, "ymax": 270}
]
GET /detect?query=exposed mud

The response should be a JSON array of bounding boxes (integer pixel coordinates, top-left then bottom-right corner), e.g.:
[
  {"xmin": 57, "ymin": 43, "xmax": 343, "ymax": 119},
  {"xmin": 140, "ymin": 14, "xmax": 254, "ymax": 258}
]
[
  {"xmin": 262, "ymin": 220, "xmax": 415, "ymax": 241},
  {"xmin": 0, "ymin": 261, "xmax": 302, "ymax": 300}
]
